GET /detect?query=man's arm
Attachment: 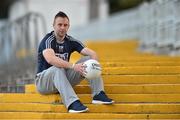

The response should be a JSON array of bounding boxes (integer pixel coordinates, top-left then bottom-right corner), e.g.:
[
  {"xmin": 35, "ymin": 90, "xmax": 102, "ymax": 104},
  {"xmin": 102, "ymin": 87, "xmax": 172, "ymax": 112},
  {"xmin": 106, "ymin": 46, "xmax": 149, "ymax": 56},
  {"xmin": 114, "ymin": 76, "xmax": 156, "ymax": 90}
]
[
  {"xmin": 80, "ymin": 47, "xmax": 99, "ymax": 61},
  {"xmin": 43, "ymin": 48, "xmax": 73, "ymax": 68},
  {"xmin": 43, "ymin": 48, "xmax": 85, "ymax": 74}
]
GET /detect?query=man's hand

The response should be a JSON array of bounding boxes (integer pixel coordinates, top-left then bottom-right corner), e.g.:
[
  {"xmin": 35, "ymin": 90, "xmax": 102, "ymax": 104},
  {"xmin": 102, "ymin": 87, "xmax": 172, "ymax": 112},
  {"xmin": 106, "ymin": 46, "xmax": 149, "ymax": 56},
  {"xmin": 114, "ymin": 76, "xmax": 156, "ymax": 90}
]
[{"xmin": 73, "ymin": 63, "xmax": 87, "ymax": 76}]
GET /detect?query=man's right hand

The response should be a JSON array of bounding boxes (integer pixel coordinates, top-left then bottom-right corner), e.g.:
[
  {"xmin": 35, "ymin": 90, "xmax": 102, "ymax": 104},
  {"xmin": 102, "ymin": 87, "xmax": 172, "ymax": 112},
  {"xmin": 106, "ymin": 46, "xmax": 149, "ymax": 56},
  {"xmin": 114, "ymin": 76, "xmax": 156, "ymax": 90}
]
[{"xmin": 73, "ymin": 63, "xmax": 87, "ymax": 76}]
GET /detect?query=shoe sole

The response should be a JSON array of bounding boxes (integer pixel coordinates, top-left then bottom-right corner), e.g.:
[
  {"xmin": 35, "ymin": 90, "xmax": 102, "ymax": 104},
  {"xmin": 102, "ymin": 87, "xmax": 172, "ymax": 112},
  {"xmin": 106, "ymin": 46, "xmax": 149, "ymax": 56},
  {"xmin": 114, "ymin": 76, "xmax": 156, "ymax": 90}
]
[
  {"xmin": 68, "ymin": 108, "xmax": 89, "ymax": 113},
  {"xmin": 92, "ymin": 100, "xmax": 114, "ymax": 104}
]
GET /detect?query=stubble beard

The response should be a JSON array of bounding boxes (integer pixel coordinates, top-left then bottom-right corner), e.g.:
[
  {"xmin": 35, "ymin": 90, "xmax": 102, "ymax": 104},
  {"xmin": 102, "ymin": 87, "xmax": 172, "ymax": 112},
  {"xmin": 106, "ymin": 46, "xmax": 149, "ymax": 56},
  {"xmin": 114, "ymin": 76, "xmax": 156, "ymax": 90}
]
[{"xmin": 56, "ymin": 31, "xmax": 66, "ymax": 41}]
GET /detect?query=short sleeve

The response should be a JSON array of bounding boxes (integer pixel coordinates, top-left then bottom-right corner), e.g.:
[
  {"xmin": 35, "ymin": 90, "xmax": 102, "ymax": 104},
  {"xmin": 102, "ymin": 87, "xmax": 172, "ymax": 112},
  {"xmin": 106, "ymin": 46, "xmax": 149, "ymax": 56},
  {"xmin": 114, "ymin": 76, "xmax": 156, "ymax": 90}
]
[
  {"xmin": 68, "ymin": 36, "xmax": 85, "ymax": 53},
  {"xmin": 44, "ymin": 35, "xmax": 55, "ymax": 49}
]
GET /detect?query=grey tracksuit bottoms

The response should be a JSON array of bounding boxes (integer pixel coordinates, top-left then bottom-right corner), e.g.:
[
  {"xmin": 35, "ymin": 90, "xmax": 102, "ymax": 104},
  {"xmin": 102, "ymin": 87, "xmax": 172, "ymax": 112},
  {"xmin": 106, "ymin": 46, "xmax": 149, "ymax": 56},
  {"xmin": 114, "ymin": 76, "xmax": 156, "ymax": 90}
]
[{"xmin": 35, "ymin": 57, "xmax": 104, "ymax": 109}]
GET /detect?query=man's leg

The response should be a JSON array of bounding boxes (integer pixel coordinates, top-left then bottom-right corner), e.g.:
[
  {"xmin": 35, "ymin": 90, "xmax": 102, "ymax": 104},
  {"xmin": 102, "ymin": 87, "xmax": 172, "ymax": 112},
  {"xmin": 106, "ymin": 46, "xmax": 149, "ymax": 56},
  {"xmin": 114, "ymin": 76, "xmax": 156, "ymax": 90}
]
[
  {"xmin": 67, "ymin": 56, "xmax": 104, "ymax": 96},
  {"xmin": 87, "ymin": 77, "xmax": 105, "ymax": 96},
  {"xmin": 72, "ymin": 56, "xmax": 113, "ymax": 104},
  {"xmin": 35, "ymin": 66, "xmax": 79, "ymax": 108}
]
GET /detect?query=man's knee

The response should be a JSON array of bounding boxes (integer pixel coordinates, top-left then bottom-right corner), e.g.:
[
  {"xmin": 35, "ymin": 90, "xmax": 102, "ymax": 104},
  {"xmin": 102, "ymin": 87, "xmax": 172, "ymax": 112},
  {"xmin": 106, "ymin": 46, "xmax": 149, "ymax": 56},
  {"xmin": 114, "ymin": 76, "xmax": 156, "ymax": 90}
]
[{"xmin": 49, "ymin": 66, "xmax": 65, "ymax": 73}]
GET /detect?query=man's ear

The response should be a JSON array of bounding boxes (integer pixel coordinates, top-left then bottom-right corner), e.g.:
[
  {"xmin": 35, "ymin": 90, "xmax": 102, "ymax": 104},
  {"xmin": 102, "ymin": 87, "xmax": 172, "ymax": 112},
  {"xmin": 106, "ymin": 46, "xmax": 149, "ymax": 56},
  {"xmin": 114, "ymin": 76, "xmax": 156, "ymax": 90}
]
[{"xmin": 52, "ymin": 20, "xmax": 55, "ymax": 27}]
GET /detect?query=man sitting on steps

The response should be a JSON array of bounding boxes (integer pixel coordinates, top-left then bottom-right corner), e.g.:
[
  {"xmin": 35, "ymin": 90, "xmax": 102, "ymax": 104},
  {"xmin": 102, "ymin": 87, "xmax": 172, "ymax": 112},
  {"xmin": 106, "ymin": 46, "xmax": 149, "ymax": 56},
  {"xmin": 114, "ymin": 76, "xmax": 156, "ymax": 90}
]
[{"xmin": 35, "ymin": 11, "xmax": 114, "ymax": 113}]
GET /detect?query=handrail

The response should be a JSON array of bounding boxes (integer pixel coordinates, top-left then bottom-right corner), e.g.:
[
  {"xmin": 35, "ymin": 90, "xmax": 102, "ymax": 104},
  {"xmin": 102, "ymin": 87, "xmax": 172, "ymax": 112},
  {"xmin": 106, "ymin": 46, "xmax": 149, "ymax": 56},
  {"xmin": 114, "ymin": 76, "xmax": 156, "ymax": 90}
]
[
  {"xmin": 0, "ymin": 12, "xmax": 47, "ymax": 92},
  {"xmin": 0, "ymin": 12, "xmax": 46, "ymax": 64}
]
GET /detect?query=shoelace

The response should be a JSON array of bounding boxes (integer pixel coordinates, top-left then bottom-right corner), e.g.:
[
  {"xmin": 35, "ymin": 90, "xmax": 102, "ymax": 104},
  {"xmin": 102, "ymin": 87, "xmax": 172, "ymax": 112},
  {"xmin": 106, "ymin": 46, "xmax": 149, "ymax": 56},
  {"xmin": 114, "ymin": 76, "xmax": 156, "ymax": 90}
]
[
  {"xmin": 101, "ymin": 91, "xmax": 108, "ymax": 97},
  {"xmin": 100, "ymin": 91, "xmax": 112, "ymax": 101}
]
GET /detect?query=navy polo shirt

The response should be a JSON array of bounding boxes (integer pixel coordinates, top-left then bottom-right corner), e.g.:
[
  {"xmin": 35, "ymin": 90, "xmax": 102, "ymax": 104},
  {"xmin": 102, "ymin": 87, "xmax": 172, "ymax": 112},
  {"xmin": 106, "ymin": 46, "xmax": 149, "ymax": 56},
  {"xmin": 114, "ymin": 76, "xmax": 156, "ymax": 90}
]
[{"xmin": 37, "ymin": 31, "xmax": 85, "ymax": 74}]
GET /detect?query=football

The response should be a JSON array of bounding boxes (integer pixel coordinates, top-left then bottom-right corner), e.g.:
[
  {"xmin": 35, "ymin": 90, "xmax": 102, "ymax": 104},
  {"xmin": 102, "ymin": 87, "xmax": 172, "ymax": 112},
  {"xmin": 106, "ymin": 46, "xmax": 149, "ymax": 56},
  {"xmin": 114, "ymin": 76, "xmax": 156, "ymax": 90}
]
[{"xmin": 83, "ymin": 59, "xmax": 102, "ymax": 79}]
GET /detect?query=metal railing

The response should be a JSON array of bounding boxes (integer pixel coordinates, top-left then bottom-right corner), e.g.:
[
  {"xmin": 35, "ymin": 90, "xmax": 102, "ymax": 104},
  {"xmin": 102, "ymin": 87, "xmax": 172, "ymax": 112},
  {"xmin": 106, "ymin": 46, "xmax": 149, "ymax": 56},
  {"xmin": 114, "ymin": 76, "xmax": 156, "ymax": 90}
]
[
  {"xmin": 0, "ymin": 12, "xmax": 46, "ymax": 93},
  {"xmin": 138, "ymin": 0, "xmax": 180, "ymax": 55},
  {"xmin": 70, "ymin": 0, "xmax": 180, "ymax": 56}
]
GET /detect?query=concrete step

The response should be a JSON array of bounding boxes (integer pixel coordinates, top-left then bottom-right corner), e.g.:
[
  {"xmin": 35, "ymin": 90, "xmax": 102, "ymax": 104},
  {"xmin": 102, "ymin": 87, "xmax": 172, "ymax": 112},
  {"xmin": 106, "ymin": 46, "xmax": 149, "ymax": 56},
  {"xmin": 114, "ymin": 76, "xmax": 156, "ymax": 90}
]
[
  {"xmin": 25, "ymin": 84, "xmax": 180, "ymax": 94},
  {"xmin": 1, "ymin": 93, "xmax": 180, "ymax": 103},
  {"xmin": 103, "ymin": 66, "xmax": 180, "ymax": 75},
  {"xmin": 99, "ymin": 56, "xmax": 180, "ymax": 62},
  {"xmin": 86, "ymin": 40, "xmax": 138, "ymax": 49},
  {"xmin": 0, "ymin": 103, "xmax": 180, "ymax": 113},
  {"xmin": 2, "ymin": 75, "xmax": 180, "ymax": 87},
  {"xmin": 95, "ymin": 75, "xmax": 180, "ymax": 84},
  {"xmin": 101, "ymin": 61, "xmax": 180, "ymax": 67},
  {"xmin": 0, "ymin": 112, "xmax": 180, "ymax": 119}
]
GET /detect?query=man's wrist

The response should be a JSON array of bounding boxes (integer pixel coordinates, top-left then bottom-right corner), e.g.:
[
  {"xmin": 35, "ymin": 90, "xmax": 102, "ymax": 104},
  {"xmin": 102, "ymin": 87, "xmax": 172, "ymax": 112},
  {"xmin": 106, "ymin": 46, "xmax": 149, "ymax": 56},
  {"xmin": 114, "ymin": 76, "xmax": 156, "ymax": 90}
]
[{"xmin": 70, "ymin": 63, "xmax": 75, "ymax": 69}]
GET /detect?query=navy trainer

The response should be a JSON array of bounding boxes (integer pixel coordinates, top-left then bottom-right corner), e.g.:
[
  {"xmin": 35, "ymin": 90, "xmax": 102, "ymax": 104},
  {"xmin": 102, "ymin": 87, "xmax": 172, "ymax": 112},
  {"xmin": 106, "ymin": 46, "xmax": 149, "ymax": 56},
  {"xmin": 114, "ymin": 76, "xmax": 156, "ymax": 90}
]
[
  {"xmin": 92, "ymin": 91, "xmax": 114, "ymax": 104},
  {"xmin": 68, "ymin": 100, "xmax": 88, "ymax": 113}
]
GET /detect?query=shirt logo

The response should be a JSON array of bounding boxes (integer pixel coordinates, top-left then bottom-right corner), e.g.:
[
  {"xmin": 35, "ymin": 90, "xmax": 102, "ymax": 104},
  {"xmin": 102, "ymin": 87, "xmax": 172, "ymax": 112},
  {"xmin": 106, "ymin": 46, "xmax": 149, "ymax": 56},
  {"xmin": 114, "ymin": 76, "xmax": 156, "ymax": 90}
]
[
  {"xmin": 58, "ymin": 46, "xmax": 64, "ymax": 52},
  {"xmin": 55, "ymin": 53, "xmax": 69, "ymax": 61}
]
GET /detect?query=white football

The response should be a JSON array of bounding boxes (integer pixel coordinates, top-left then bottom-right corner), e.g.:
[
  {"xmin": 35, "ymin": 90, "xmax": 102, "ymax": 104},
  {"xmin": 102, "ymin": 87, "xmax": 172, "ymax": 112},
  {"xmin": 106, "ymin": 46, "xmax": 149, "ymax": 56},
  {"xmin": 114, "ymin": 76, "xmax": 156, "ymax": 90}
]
[{"xmin": 83, "ymin": 59, "xmax": 102, "ymax": 79}]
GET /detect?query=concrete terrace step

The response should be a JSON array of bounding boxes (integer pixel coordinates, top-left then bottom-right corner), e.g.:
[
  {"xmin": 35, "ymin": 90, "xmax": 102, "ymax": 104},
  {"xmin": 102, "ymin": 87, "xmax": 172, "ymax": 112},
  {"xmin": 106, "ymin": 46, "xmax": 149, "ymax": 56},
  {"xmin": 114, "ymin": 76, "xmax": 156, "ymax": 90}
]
[
  {"xmin": 82, "ymin": 75, "xmax": 180, "ymax": 84},
  {"xmin": 1, "ymin": 40, "xmax": 180, "ymax": 119},
  {"xmin": 1, "ymin": 93, "xmax": 180, "ymax": 103},
  {"xmin": 1, "ymin": 103, "xmax": 180, "ymax": 113},
  {"xmin": 26, "ymin": 84, "xmax": 180, "ymax": 94},
  {"xmin": 0, "ymin": 112, "xmax": 180, "ymax": 119},
  {"xmin": 86, "ymin": 40, "xmax": 138, "ymax": 49},
  {"xmin": 99, "ymin": 59, "xmax": 180, "ymax": 63},
  {"xmin": 99, "ymin": 56, "xmax": 180, "ymax": 61},
  {"xmin": 101, "ymin": 61, "xmax": 180, "ymax": 67},
  {"xmin": 102, "ymin": 66, "xmax": 180, "ymax": 75}
]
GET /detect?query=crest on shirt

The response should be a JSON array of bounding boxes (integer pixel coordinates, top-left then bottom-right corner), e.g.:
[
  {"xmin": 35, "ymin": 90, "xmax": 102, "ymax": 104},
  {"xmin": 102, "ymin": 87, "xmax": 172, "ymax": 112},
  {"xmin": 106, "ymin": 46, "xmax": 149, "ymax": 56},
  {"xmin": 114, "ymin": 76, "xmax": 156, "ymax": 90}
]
[
  {"xmin": 58, "ymin": 46, "xmax": 64, "ymax": 52},
  {"xmin": 55, "ymin": 53, "xmax": 68, "ymax": 61}
]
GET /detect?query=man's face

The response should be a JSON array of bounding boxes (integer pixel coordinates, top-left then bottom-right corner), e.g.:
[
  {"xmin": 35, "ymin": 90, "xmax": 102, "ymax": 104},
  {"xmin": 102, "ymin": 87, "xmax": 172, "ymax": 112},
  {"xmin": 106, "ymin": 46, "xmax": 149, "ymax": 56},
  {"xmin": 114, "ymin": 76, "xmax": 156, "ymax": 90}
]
[{"xmin": 53, "ymin": 17, "xmax": 69, "ymax": 39}]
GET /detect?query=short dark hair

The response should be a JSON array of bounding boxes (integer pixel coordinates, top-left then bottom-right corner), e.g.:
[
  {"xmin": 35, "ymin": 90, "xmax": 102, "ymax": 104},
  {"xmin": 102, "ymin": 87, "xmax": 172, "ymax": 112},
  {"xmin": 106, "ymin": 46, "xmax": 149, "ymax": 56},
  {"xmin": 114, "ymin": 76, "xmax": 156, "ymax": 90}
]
[{"xmin": 54, "ymin": 11, "xmax": 69, "ymax": 21}]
